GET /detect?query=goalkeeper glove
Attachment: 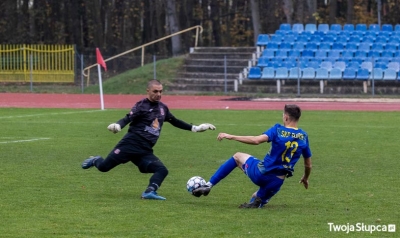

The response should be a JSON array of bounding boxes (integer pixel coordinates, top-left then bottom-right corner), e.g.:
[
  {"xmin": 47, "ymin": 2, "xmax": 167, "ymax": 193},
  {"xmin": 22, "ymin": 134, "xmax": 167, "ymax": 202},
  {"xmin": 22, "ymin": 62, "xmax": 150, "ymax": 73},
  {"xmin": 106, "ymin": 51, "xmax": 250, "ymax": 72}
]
[
  {"xmin": 191, "ymin": 123, "xmax": 216, "ymax": 132},
  {"xmin": 107, "ymin": 123, "xmax": 121, "ymax": 134}
]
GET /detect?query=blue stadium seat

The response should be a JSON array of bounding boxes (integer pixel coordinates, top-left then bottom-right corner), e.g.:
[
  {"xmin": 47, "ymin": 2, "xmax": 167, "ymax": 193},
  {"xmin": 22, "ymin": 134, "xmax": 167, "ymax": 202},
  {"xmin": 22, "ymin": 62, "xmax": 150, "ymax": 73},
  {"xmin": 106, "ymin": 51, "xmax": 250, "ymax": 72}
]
[
  {"xmin": 288, "ymin": 67, "xmax": 301, "ymax": 80},
  {"xmin": 315, "ymin": 50, "xmax": 328, "ymax": 60},
  {"xmin": 348, "ymin": 36, "xmax": 361, "ymax": 44},
  {"xmin": 343, "ymin": 68, "xmax": 357, "ymax": 80},
  {"xmin": 317, "ymin": 24, "xmax": 329, "ymax": 33},
  {"xmin": 292, "ymin": 42, "xmax": 305, "ymax": 50},
  {"xmin": 375, "ymin": 36, "xmax": 388, "ymax": 44},
  {"xmin": 329, "ymin": 68, "xmax": 342, "ymax": 80},
  {"xmin": 279, "ymin": 42, "xmax": 292, "ymax": 50},
  {"xmin": 347, "ymin": 61, "xmax": 360, "ymax": 69},
  {"xmin": 332, "ymin": 42, "xmax": 344, "ymax": 50},
  {"xmin": 262, "ymin": 49, "xmax": 275, "ymax": 58},
  {"xmin": 341, "ymin": 50, "xmax": 354, "ymax": 60},
  {"xmin": 385, "ymin": 43, "xmax": 398, "ymax": 51},
  {"xmin": 305, "ymin": 24, "xmax": 317, "ymax": 33},
  {"xmin": 351, "ymin": 58, "xmax": 363, "ymax": 65},
  {"xmin": 356, "ymin": 68, "xmax": 370, "ymax": 80},
  {"xmin": 279, "ymin": 23, "xmax": 291, "ymax": 31},
  {"xmin": 305, "ymin": 42, "xmax": 318, "ymax": 51},
  {"xmin": 302, "ymin": 50, "xmax": 314, "ymax": 59},
  {"xmin": 371, "ymin": 43, "xmax": 385, "ymax": 52},
  {"xmin": 358, "ymin": 42, "xmax": 371, "ymax": 51},
  {"xmin": 355, "ymin": 50, "xmax": 367, "ymax": 60},
  {"xmin": 387, "ymin": 37, "xmax": 400, "ymax": 45},
  {"xmin": 275, "ymin": 50, "xmax": 289, "ymax": 59},
  {"xmin": 302, "ymin": 67, "xmax": 316, "ymax": 79},
  {"xmin": 288, "ymin": 49, "xmax": 301, "ymax": 58},
  {"xmin": 309, "ymin": 35, "xmax": 322, "ymax": 44},
  {"xmin": 266, "ymin": 42, "xmax": 279, "ymax": 50},
  {"xmin": 292, "ymin": 23, "xmax": 304, "ymax": 33},
  {"xmin": 333, "ymin": 61, "xmax": 346, "ymax": 71},
  {"xmin": 381, "ymin": 50, "xmax": 394, "ymax": 59},
  {"xmin": 275, "ymin": 67, "xmax": 289, "ymax": 79},
  {"xmin": 281, "ymin": 34, "xmax": 296, "ymax": 44},
  {"xmin": 368, "ymin": 50, "xmax": 381, "ymax": 58},
  {"xmin": 362, "ymin": 37, "xmax": 375, "ymax": 45},
  {"xmin": 319, "ymin": 42, "xmax": 332, "ymax": 50},
  {"xmin": 322, "ymin": 35, "xmax": 336, "ymax": 44},
  {"xmin": 295, "ymin": 35, "xmax": 309, "ymax": 43},
  {"xmin": 375, "ymin": 61, "xmax": 387, "ymax": 69},
  {"xmin": 315, "ymin": 68, "xmax": 329, "ymax": 80},
  {"xmin": 282, "ymin": 60, "xmax": 296, "ymax": 68},
  {"xmin": 269, "ymin": 59, "xmax": 283, "ymax": 68},
  {"xmin": 364, "ymin": 31, "xmax": 377, "ymax": 38},
  {"xmin": 320, "ymin": 61, "xmax": 333, "ymax": 71},
  {"xmin": 369, "ymin": 24, "xmax": 380, "ymax": 32},
  {"xmin": 328, "ymin": 50, "xmax": 341, "ymax": 59},
  {"xmin": 257, "ymin": 57, "xmax": 270, "ymax": 67},
  {"xmin": 361, "ymin": 61, "xmax": 373, "ymax": 72},
  {"xmin": 261, "ymin": 67, "xmax": 275, "ymax": 79},
  {"xmin": 335, "ymin": 36, "xmax": 348, "ymax": 44},
  {"xmin": 346, "ymin": 42, "xmax": 358, "ymax": 52},
  {"xmin": 270, "ymin": 35, "xmax": 283, "ymax": 43},
  {"xmin": 383, "ymin": 68, "xmax": 397, "ymax": 80},
  {"xmin": 330, "ymin": 24, "xmax": 342, "ymax": 32},
  {"xmin": 356, "ymin": 23, "xmax": 367, "ymax": 32},
  {"xmin": 256, "ymin": 34, "xmax": 270, "ymax": 46},
  {"xmin": 343, "ymin": 24, "xmax": 355, "ymax": 32},
  {"xmin": 371, "ymin": 68, "xmax": 384, "ymax": 80},
  {"xmin": 307, "ymin": 60, "xmax": 320, "ymax": 69},
  {"xmin": 382, "ymin": 24, "xmax": 393, "ymax": 32},
  {"xmin": 248, "ymin": 67, "xmax": 262, "ymax": 79},
  {"xmin": 387, "ymin": 62, "xmax": 400, "ymax": 72},
  {"xmin": 395, "ymin": 24, "xmax": 400, "ymax": 32}
]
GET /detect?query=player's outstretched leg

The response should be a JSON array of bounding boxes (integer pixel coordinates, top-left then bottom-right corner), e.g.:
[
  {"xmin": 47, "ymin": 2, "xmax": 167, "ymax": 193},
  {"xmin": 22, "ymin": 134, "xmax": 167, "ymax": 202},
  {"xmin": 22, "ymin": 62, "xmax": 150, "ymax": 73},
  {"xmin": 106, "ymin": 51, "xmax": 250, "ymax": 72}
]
[
  {"xmin": 192, "ymin": 184, "xmax": 212, "ymax": 197},
  {"xmin": 81, "ymin": 156, "xmax": 101, "ymax": 169},
  {"xmin": 141, "ymin": 191, "xmax": 166, "ymax": 200}
]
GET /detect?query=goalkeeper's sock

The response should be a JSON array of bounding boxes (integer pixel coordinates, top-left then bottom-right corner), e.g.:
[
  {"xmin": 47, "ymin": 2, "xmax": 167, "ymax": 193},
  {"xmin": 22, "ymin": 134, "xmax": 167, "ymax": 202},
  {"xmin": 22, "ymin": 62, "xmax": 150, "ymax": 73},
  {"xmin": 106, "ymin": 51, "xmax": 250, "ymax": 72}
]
[
  {"xmin": 144, "ymin": 183, "xmax": 159, "ymax": 193},
  {"xmin": 209, "ymin": 157, "xmax": 236, "ymax": 186}
]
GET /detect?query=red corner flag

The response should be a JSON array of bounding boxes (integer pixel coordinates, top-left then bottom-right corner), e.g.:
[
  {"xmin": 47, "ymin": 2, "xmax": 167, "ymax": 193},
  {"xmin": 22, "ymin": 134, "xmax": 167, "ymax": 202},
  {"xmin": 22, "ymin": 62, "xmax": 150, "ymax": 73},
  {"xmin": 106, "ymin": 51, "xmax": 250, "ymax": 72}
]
[{"xmin": 96, "ymin": 48, "xmax": 107, "ymax": 71}]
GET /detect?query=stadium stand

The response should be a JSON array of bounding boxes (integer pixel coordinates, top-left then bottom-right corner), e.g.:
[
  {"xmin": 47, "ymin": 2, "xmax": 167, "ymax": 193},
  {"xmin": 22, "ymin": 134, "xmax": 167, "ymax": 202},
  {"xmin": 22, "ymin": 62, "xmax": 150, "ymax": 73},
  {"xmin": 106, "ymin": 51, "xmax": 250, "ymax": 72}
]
[{"xmin": 249, "ymin": 23, "xmax": 400, "ymax": 83}]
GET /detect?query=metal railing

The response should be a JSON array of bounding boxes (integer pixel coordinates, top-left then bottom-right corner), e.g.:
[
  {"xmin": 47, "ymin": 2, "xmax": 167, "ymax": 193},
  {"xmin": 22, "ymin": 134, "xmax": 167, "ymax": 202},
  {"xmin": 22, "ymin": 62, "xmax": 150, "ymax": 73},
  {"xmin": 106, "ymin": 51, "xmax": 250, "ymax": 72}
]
[{"xmin": 83, "ymin": 25, "xmax": 203, "ymax": 84}]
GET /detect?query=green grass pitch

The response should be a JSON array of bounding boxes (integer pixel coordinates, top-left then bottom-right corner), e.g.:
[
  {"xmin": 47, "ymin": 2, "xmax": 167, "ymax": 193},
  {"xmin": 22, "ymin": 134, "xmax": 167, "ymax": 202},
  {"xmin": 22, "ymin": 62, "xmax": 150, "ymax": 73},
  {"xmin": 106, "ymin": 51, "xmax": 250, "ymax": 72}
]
[{"xmin": 0, "ymin": 108, "xmax": 398, "ymax": 237}]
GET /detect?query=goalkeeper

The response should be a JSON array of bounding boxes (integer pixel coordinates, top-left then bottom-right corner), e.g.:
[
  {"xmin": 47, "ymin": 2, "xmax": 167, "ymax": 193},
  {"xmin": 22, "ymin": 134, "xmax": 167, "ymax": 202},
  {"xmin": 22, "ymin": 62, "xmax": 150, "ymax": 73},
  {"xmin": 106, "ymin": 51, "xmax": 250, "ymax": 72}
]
[{"xmin": 81, "ymin": 79, "xmax": 216, "ymax": 200}]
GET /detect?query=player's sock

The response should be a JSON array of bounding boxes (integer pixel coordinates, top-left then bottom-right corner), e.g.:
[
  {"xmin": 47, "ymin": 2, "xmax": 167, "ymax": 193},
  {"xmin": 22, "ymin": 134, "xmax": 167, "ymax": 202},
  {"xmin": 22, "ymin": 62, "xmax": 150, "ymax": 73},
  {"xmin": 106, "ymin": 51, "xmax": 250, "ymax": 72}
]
[
  {"xmin": 209, "ymin": 157, "xmax": 236, "ymax": 186},
  {"xmin": 144, "ymin": 183, "xmax": 159, "ymax": 193}
]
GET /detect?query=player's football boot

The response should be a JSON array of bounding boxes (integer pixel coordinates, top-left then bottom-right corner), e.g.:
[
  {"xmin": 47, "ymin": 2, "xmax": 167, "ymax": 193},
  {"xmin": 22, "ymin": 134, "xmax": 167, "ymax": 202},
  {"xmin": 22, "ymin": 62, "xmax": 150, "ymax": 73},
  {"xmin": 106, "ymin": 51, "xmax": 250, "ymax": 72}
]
[
  {"xmin": 239, "ymin": 197, "xmax": 266, "ymax": 208},
  {"xmin": 192, "ymin": 185, "xmax": 211, "ymax": 197},
  {"xmin": 81, "ymin": 156, "xmax": 101, "ymax": 169},
  {"xmin": 141, "ymin": 191, "xmax": 166, "ymax": 200}
]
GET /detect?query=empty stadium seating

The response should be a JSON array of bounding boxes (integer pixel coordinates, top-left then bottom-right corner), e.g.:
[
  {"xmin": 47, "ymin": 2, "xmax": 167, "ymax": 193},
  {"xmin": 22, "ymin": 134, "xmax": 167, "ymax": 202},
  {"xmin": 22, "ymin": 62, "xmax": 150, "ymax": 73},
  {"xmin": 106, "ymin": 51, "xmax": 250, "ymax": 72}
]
[{"xmin": 250, "ymin": 23, "xmax": 400, "ymax": 81}]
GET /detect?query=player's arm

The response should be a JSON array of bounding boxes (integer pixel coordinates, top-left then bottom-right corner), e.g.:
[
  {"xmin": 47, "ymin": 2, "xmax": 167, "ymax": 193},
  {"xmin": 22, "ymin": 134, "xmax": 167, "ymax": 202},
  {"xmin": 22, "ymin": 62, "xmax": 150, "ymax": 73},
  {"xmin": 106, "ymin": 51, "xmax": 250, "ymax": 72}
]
[
  {"xmin": 299, "ymin": 157, "xmax": 312, "ymax": 189},
  {"xmin": 107, "ymin": 104, "xmax": 142, "ymax": 133},
  {"xmin": 217, "ymin": 133, "xmax": 269, "ymax": 145}
]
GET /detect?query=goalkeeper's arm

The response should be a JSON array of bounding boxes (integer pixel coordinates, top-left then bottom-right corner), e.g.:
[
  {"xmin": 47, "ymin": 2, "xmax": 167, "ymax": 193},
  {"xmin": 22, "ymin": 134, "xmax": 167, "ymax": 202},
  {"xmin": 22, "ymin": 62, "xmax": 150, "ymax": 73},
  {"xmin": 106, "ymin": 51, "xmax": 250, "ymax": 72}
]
[{"xmin": 167, "ymin": 116, "xmax": 216, "ymax": 132}]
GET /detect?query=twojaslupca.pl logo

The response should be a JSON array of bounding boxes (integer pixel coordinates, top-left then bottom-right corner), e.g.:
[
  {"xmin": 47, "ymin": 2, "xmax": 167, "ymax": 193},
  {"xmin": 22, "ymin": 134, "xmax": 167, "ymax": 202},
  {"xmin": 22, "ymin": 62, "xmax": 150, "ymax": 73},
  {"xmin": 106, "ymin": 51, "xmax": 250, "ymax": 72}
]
[{"xmin": 328, "ymin": 222, "xmax": 396, "ymax": 234}]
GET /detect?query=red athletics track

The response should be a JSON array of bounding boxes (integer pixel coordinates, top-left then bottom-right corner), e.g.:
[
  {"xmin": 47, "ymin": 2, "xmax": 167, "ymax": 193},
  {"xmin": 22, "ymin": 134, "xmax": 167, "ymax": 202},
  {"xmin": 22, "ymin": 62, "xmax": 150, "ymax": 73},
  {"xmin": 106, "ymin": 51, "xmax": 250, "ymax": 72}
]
[{"xmin": 0, "ymin": 93, "xmax": 400, "ymax": 111}]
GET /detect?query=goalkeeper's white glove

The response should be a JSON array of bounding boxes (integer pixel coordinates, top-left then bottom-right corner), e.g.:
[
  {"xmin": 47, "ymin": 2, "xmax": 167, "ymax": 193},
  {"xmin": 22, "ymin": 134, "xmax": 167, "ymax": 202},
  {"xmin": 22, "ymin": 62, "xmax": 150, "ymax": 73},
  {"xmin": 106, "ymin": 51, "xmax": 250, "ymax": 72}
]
[
  {"xmin": 107, "ymin": 123, "xmax": 121, "ymax": 134},
  {"xmin": 191, "ymin": 123, "xmax": 216, "ymax": 132}
]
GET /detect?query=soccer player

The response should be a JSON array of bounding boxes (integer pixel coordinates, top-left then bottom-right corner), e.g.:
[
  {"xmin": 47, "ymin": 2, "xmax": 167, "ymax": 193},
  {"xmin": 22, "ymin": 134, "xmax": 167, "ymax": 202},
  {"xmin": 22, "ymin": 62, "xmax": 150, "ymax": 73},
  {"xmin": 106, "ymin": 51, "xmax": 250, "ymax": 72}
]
[
  {"xmin": 81, "ymin": 79, "xmax": 216, "ymax": 200},
  {"xmin": 192, "ymin": 104, "xmax": 312, "ymax": 208}
]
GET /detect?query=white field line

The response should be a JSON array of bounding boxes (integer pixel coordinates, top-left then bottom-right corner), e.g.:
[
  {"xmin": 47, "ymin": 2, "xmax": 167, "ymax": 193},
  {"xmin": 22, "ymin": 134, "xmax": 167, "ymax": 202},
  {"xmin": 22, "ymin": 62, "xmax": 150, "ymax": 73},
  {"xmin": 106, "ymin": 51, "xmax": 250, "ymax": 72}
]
[
  {"xmin": 0, "ymin": 137, "xmax": 50, "ymax": 144},
  {"xmin": 0, "ymin": 109, "xmax": 105, "ymax": 119}
]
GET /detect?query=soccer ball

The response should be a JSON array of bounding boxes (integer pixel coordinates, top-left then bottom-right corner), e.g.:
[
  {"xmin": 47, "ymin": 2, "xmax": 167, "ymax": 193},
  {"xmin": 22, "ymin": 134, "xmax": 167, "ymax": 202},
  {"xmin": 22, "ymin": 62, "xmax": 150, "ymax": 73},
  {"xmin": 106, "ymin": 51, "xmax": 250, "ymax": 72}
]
[{"xmin": 186, "ymin": 176, "xmax": 206, "ymax": 193}]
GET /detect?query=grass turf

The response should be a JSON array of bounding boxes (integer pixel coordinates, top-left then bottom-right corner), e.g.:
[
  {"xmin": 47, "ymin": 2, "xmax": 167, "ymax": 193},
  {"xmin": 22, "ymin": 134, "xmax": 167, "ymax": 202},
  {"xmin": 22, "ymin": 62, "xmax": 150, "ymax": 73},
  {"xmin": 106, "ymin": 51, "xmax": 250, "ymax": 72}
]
[{"xmin": 0, "ymin": 108, "xmax": 398, "ymax": 237}]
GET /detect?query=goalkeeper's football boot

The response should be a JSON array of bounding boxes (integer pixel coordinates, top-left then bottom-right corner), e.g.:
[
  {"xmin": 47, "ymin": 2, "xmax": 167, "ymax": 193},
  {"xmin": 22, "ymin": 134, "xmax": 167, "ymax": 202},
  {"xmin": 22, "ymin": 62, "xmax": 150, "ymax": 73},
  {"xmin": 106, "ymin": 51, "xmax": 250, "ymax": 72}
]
[
  {"xmin": 192, "ymin": 185, "xmax": 211, "ymax": 197},
  {"xmin": 141, "ymin": 191, "xmax": 166, "ymax": 200},
  {"xmin": 81, "ymin": 156, "xmax": 101, "ymax": 169},
  {"xmin": 239, "ymin": 197, "xmax": 267, "ymax": 208}
]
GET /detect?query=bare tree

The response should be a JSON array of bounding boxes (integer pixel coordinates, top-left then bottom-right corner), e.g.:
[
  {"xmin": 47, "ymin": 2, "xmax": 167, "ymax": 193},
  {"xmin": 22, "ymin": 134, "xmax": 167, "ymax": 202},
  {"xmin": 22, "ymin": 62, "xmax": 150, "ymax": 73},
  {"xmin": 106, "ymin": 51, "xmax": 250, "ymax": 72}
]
[
  {"xmin": 347, "ymin": 0, "xmax": 354, "ymax": 23},
  {"xmin": 329, "ymin": 0, "xmax": 338, "ymax": 24}
]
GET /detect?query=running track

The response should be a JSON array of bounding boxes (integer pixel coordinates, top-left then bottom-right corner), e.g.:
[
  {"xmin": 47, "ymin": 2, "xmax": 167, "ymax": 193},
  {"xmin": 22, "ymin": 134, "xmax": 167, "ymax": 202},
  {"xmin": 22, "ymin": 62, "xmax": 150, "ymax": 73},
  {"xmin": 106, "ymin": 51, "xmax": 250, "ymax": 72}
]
[{"xmin": 0, "ymin": 93, "xmax": 399, "ymax": 111}]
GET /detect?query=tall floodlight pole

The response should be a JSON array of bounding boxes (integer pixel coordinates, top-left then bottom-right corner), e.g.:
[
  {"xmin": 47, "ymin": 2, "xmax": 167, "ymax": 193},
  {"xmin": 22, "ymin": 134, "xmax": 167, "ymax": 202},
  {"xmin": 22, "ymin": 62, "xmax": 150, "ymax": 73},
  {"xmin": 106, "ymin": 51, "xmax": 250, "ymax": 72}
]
[{"xmin": 377, "ymin": 0, "xmax": 382, "ymax": 27}]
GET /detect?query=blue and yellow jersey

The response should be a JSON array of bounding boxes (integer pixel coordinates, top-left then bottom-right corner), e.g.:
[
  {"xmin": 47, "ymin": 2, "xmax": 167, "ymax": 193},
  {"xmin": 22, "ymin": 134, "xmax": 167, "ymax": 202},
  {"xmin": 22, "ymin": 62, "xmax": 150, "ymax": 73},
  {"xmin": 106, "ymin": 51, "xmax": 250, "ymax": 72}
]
[{"xmin": 262, "ymin": 123, "xmax": 312, "ymax": 177}]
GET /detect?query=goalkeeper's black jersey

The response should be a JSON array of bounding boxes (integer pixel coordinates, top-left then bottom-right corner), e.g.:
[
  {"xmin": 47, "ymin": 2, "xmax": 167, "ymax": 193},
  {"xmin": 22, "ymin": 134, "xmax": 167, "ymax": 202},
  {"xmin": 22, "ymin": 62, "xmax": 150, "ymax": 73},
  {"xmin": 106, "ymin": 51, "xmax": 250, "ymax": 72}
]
[{"xmin": 116, "ymin": 98, "xmax": 192, "ymax": 148}]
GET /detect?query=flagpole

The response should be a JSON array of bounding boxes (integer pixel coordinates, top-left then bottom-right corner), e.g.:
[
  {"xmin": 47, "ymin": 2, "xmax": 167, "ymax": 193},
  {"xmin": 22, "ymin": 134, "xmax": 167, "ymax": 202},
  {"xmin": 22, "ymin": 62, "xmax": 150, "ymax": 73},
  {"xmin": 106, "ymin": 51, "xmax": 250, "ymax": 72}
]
[{"xmin": 97, "ymin": 64, "xmax": 105, "ymax": 110}]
